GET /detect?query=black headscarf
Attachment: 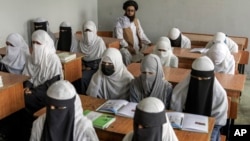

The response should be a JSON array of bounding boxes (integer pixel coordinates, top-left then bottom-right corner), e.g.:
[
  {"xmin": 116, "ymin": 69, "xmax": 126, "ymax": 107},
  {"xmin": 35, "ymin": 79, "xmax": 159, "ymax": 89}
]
[
  {"xmin": 170, "ymin": 33, "xmax": 182, "ymax": 47},
  {"xmin": 184, "ymin": 69, "xmax": 214, "ymax": 116},
  {"xmin": 57, "ymin": 26, "xmax": 72, "ymax": 51},
  {"xmin": 132, "ymin": 107, "xmax": 166, "ymax": 141},
  {"xmin": 123, "ymin": 0, "xmax": 138, "ymax": 11},
  {"xmin": 34, "ymin": 21, "xmax": 47, "ymax": 31},
  {"xmin": 41, "ymin": 95, "xmax": 75, "ymax": 141}
]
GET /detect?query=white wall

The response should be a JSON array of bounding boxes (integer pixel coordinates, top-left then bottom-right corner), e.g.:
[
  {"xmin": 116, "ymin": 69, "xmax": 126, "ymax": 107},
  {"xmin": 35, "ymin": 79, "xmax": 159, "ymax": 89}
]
[
  {"xmin": 0, "ymin": 0, "xmax": 97, "ymax": 47},
  {"xmin": 98, "ymin": 0, "xmax": 250, "ymax": 78}
]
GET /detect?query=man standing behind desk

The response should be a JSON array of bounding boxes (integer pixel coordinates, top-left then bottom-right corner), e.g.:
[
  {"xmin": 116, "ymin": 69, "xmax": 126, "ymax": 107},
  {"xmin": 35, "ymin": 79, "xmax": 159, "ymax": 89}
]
[{"xmin": 114, "ymin": 0, "xmax": 152, "ymax": 66}]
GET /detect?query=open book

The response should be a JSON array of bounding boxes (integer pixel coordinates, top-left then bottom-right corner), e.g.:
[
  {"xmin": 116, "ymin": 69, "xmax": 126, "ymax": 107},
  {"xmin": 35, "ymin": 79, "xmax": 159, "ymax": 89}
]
[
  {"xmin": 190, "ymin": 48, "xmax": 209, "ymax": 54},
  {"xmin": 57, "ymin": 52, "xmax": 76, "ymax": 63},
  {"xmin": 96, "ymin": 100, "xmax": 137, "ymax": 118},
  {"xmin": 167, "ymin": 112, "xmax": 208, "ymax": 133},
  {"xmin": 84, "ymin": 110, "xmax": 116, "ymax": 129}
]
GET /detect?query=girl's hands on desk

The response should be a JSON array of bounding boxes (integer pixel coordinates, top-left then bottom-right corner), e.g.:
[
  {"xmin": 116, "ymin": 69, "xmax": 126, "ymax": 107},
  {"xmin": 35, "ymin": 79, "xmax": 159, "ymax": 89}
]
[{"xmin": 24, "ymin": 88, "xmax": 32, "ymax": 95}]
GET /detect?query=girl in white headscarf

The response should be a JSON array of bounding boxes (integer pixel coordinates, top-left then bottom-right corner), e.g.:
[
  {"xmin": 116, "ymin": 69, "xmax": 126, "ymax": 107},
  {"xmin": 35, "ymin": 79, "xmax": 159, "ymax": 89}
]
[
  {"xmin": 206, "ymin": 42, "xmax": 235, "ymax": 74},
  {"xmin": 23, "ymin": 30, "xmax": 63, "ymax": 114},
  {"xmin": 168, "ymin": 28, "xmax": 191, "ymax": 48},
  {"xmin": 56, "ymin": 21, "xmax": 78, "ymax": 52},
  {"xmin": 205, "ymin": 32, "xmax": 238, "ymax": 53},
  {"xmin": 33, "ymin": 17, "xmax": 56, "ymax": 45},
  {"xmin": 0, "ymin": 33, "xmax": 30, "ymax": 74},
  {"xmin": 87, "ymin": 48, "xmax": 134, "ymax": 99},
  {"xmin": 73, "ymin": 21, "xmax": 106, "ymax": 94},
  {"xmin": 123, "ymin": 97, "xmax": 178, "ymax": 141},
  {"xmin": 130, "ymin": 54, "xmax": 173, "ymax": 109},
  {"xmin": 154, "ymin": 39, "xmax": 178, "ymax": 68},
  {"xmin": 30, "ymin": 80, "xmax": 99, "ymax": 141},
  {"xmin": 170, "ymin": 56, "xmax": 228, "ymax": 141}
]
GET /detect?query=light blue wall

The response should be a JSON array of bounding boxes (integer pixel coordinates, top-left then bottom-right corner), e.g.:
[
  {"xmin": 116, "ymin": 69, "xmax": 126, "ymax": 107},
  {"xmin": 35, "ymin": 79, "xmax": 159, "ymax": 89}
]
[
  {"xmin": 98, "ymin": 0, "xmax": 250, "ymax": 77},
  {"xmin": 0, "ymin": 0, "xmax": 97, "ymax": 46}
]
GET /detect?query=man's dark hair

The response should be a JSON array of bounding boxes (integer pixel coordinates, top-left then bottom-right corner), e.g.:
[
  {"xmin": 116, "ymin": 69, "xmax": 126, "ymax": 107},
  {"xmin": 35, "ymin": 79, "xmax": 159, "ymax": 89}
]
[{"xmin": 123, "ymin": 0, "xmax": 138, "ymax": 11}]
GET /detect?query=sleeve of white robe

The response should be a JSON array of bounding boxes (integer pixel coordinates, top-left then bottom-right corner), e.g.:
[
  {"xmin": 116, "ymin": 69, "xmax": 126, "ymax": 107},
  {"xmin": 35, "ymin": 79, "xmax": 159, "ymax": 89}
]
[
  {"xmin": 181, "ymin": 35, "xmax": 191, "ymax": 48},
  {"xmin": 226, "ymin": 37, "xmax": 238, "ymax": 53},
  {"xmin": 114, "ymin": 21, "xmax": 129, "ymax": 48}
]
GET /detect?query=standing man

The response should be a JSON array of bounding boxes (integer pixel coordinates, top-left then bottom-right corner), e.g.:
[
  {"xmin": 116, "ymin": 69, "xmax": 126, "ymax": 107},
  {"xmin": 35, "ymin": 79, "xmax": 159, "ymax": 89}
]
[{"xmin": 114, "ymin": 0, "xmax": 152, "ymax": 66}]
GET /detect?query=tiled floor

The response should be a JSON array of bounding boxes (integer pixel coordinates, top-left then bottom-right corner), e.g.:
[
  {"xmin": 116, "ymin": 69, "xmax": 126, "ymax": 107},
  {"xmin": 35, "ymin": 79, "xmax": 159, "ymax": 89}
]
[{"xmin": 235, "ymin": 79, "xmax": 250, "ymax": 124}]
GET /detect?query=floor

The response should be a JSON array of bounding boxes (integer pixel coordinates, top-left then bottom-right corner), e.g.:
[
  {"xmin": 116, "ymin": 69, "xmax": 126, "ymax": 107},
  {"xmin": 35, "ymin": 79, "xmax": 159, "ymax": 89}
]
[{"xmin": 234, "ymin": 79, "xmax": 250, "ymax": 124}]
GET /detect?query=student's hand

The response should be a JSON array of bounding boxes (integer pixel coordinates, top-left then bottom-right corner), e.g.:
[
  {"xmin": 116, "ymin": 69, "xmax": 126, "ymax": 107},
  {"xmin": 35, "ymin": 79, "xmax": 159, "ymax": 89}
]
[
  {"xmin": 24, "ymin": 88, "xmax": 32, "ymax": 95},
  {"xmin": 127, "ymin": 46, "xmax": 136, "ymax": 55}
]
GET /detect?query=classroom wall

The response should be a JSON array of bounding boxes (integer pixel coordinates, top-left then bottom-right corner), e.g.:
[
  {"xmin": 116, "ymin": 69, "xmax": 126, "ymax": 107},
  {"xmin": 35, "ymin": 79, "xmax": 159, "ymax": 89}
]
[
  {"xmin": 97, "ymin": 0, "xmax": 250, "ymax": 78},
  {"xmin": 0, "ymin": 0, "xmax": 97, "ymax": 47}
]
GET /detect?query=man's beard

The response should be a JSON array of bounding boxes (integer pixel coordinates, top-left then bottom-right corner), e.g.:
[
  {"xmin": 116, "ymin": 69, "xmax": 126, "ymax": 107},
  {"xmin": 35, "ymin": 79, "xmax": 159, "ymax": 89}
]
[{"xmin": 125, "ymin": 14, "xmax": 135, "ymax": 22}]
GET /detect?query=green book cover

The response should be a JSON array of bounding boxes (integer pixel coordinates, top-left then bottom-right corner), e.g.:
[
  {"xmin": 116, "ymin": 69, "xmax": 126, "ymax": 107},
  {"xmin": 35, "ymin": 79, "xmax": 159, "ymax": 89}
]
[{"xmin": 84, "ymin": 110, "xmax": 116, "ymax": 129}]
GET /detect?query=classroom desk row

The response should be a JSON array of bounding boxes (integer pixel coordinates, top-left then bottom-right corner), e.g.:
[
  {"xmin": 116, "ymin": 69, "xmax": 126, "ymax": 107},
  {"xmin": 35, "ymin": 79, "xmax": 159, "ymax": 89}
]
[
  {"xmin": 0, "ymin": 47, "xmax": 84, "ymax": 83},
  {"xmin": 143, "ymin": 46, "xmax": 243, "ymax": 73},
  {"xmin": 127, "ymin": 63, "xmax": 246, "ymax": 120},
  {"xmin": 182, "ymin": 32, "xmax": 248, "ymax": 50},
  {"xmin": 34, "ymin": 95, "xmax": 215, "ymax": 141}
]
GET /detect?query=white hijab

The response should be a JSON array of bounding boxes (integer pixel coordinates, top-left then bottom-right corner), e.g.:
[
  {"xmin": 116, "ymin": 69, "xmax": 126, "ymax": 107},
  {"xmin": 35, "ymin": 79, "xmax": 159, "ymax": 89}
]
[
  {"xmin": 22, "ymin": 30, "xmax": 63, "ymax": 87},
  {"xmin": 33, "ymin": 17, "xmax": 56, "ymax": 44},
  {"xmin": 87, "ymin": 48, "xmax": 134, "ymax": 99},
  {"xmin": 154, "ymin": 40, "xmax": 175, "ymax": 67},
  {"xmin": 123, "ymin": 97, "xmax": 178, "ymax": 141},
  {"xmin": 1, "ymin": 33, "xmax": 30, "ymax": 74},
  {"xmin": 79, "ymin": 21, "xmax": 106, "ymax": 61},
  {"xmin": 206, "ymin": 42, "xmax": 235, "ymax": 74},
  {"xmin": 30, "ymin": 80, "xmax": 99, "ymax": 141}
]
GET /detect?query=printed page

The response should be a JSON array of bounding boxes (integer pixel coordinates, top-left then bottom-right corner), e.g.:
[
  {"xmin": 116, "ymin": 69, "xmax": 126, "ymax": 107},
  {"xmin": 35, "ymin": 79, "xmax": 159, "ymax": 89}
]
[
  {"xmin": 166, "ymin": 112, "xmax": 185, "ymax": 129},
  {"xmin": 190, "ymin": 48, "xmax": 209, "ymax": 54},
  {"xmin": 117, "ymin": 102, "xmax": 137, "ymax": 118},
  {"xmin": 96, "ymin": 99, "xmax": 129, "ymax": 114},
  {"xmin": 182, "ymin": 113, "xmax": 208, "ymax": 133}
]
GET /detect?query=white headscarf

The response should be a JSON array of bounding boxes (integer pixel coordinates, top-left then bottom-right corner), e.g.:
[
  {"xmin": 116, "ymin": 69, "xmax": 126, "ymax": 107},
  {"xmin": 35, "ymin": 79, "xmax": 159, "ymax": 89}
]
[
  {"xmin": 79, "ymin": 21, "xmax": 106, "ymax": 61},
  {"xmin": 170, "ymin": 56, "xmax": 228, "ymax": 126},
  {"xmin": 123, "ymin": 97, "xmax": 178, "ymax": 141},
  {"xmin": 157, "ymin": 36, "xmax": 171, "ymax": 44},
  {"xmin": 213, "ymin": 32, "xmax": 226, "ymax": 43},
  {"xmin": 22, "ymin": 30, "xmax": 63, "ymax": 87},
  {"xmin": 206, "ymin": 42, "xmax": 235, "ymax": 74},
  {"xmin": 87, "ymin": 48, "xmax": 134, "ymax": 99},
  {"xmin": 57, "ymin": 21, "xmax": 78, "ymax": 52},
  {"xmin": 30, "ymin": 80, "xmax": 99, "ymax": 141},
  {"xmin": 33, "ymin": 17, "xmax": 56, "ymax": 44},
  {"xmin": 154, "ymin": 40, "xmax": 178, "ymax": 67},
  {"xmin": 1, "ymin": 33, "xmax": 30, "ymax": 74},
  {"xmin": 168, "ymin": 28, "xmax": 181, "ymax": 40}
]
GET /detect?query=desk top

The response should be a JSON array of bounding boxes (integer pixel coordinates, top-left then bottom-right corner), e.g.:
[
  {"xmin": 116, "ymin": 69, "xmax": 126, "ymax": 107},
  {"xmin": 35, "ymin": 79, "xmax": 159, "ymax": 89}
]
[
  {"xmin": 35, "ymin": 95, "xmax": 215, "ymax": 141},
  {"xmin": 127, "ymin": 63, "xmax": 246, "ymax": 92},
  {"xmin": 0, "ymin": 71, "xmax": 29, "ymax": 90},
  {"xmin": 183, "ymin": 32, "xmax": 248, "ymax": 50}
]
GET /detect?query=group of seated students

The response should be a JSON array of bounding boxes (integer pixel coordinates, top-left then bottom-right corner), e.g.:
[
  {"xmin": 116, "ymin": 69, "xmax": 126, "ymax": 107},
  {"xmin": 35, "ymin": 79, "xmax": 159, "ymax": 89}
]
[{"xmin": 0, "ymin": 0, "xmax": 240, "ymax": 141}]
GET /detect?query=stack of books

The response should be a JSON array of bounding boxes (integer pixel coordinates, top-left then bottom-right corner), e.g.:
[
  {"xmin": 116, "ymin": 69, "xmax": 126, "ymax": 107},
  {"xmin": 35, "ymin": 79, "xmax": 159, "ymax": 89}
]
[{"xmin": 57, "ymin": 52, "xmax": 76, "ymax": 63}]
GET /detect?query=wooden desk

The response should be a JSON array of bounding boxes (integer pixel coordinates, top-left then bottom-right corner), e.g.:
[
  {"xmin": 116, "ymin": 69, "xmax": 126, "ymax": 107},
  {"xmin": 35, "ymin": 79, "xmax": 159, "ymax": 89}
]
[
  {"xmin": 61, "ymin": 52, "xmax": 83, "ymax": 82},
  {"xmin": 143, "ymin": 47, "xmax": 241, "ymax": 72},
  {"xmin": 0, "ymin": 47, "xmax": 83, "ymax": 82},
  {"xmin": 0, "ymin": 72, "xmax": 29, "ymax": 119},
  {"xmin": 34, "ymin": 95, "xmax": 215, "ymax": 141},
  {"xmin": 182, "ymin": 32, "xmax": 248, "ymax": 50},
  {"xmin": 127, "ymin": 63, "xmax": 246, "ymax": 120}
]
